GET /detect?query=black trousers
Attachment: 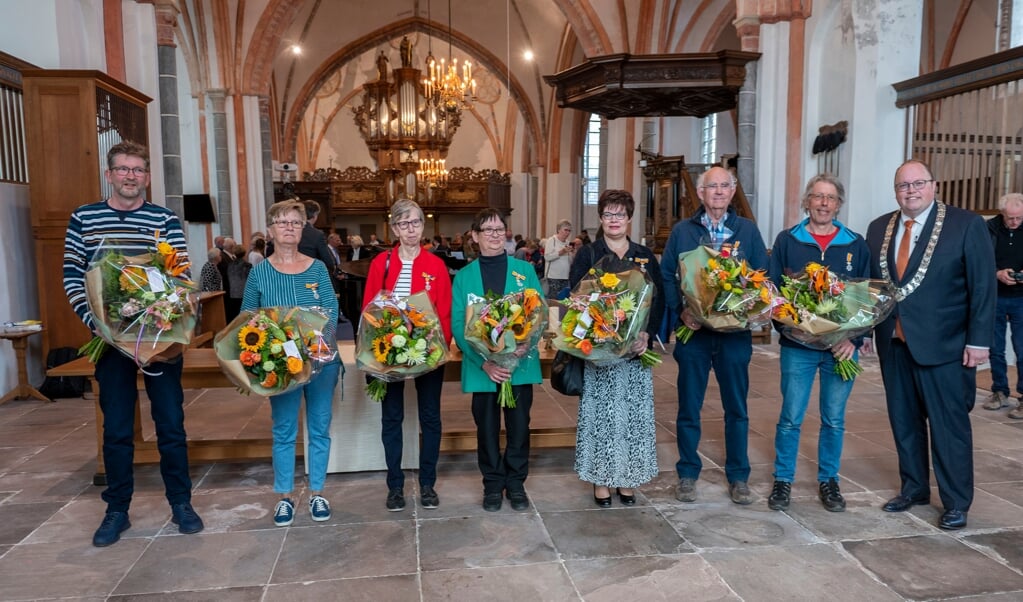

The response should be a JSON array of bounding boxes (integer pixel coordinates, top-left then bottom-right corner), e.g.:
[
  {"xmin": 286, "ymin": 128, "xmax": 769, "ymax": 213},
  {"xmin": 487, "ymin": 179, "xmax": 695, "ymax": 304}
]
[
  {"xmin": 471, "ymin": 385, "xmax": 533, "ymax": 494},
  {"xmin": 880, "ymin": 340, "xmax": 975, "ymax": 511},
  {"xmin": 380, "ymin": 367, "xmax": 444, "ymax": 490}
]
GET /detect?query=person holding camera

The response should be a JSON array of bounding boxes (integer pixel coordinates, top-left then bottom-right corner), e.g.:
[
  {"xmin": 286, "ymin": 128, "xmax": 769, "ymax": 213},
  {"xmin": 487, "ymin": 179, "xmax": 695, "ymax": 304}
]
[{"xmin": 987, "ymin": 192, "xmax": 1023, "ymax": 419}]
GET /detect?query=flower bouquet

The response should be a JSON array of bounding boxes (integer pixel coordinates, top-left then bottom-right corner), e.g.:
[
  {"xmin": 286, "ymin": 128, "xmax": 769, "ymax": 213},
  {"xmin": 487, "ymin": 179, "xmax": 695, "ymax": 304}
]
[
  {"xmin": 675, "ymin": 243, "xmax": 777, "ymax": 343},
  {"xmin": 463, "ymin": 287, "xmax": 547, "ymax": 408},
  {"xmin": 554, "ymin": 257, "xmax": 660, "ymax": 368},
  {"xmin": 81, "ymin": 234, "xmax": 197, "ymax": 367},
  {"xmin": 355, "ymin": 291, "xmax": 450, "ymax": 402},
  {"xmin": 214, "ymin": 306, "xmax": 333, "ymax": 395},
  {"xmin": 773, "ymin": 262, "xmax": 896, "ymax": 380}
]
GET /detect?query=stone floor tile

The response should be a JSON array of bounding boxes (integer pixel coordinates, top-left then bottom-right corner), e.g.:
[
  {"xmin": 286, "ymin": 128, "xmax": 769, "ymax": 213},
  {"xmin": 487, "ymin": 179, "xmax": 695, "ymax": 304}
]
[
  {"xmin": 420, "ymin": 562, "xmax": 578, "ymax": 601},
  {"xmin": 109, "ymin": 585, "xmax": 265, "ymax": 601},
  {"xmin": 845, "ymin": 534, "xmax": 1023, "ymax": 599},
  {"xmin": 832, "ymin": 454, "xmax": 902, "ymax": 492},
  {"xmin": 973, "ymin": 450, "xmax": 1023, "ymax": 484},
  {"xmin": 972, "ymin": 422, "xmax": 1023, "ymax": 451},
  {"xmin": 0, "ymin": 538, "xmax": 148, "ymax": 599},
  {"xmin": 114, "ymin": 530, "xmax": 285, "ymax": 595},
  {"xmin": 963, "ymin": 530, "xmax": 1023, "ymax": 573},
  {"xmin": 544, "ymin": 507, "xmax": 690, "ymax": 559},
  {"xmin": 419, "ymin": 513, "xmax": 557, "ymax": 570},
  {"xmin": 0, "ymin": 501, "xmax": 64, "ymax": 544},
  {"xmin": 565, "ymin": 554, "xmax": 738, "ymax": 601},
  {"xmin": 264, "ymin": 575, "xmax": 420, "ymax": 601},
  {"xmin": 660, "ymin": 502, "xmax": 818, "ymax": 549},
  {"xmin": 271, "ymin": 521, "xmax": 417, "ymax": 582},
  {"xmin": 526, "ymin": 473, "xmax": 654, "ymax": 512},
  {"xmin": 782, "ymin": 492, "xmax": 934, "ymax": 541},
  {"xmin": 193, "ymin": 462, "xmax": 276, "ymax": 491},
  {"xmin": 0, "ymin": 469, "xmax": 93, "ymax": 503},
  {"xmin": 977, "ymin": 480, "xmax": 1023, "ymax": 508},
  {"xmin": 28, "ymin": 494, "xmax": 175, "ymax": 544},
  {"xmin": 0, "ymin": 446, "xmax": 41, "ymax": 473},
  {"xmin": 705, "ymin": 542, "xmax": 903, "ymax": 601}
]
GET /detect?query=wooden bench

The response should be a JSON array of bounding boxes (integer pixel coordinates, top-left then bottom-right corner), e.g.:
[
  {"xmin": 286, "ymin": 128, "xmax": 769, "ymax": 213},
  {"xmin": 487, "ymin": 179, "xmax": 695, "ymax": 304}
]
[{"xmin": 48, "ymin": 345, "xmax": 565, "ymax": 484}]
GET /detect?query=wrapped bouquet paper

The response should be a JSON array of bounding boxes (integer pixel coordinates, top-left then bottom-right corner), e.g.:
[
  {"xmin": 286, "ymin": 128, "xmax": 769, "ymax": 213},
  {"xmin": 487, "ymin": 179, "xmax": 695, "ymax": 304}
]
[
  {"xmin": 82, "ymin": 235, "xmax": 197, "ymax": 367},
  {"xmin": 355, "ymin": 291, "xmax": 450, "ymax": 402},
  {"xmin": 214, "ymin": 306, "xmax": 333, "ymax": 396},
  {"xmin": 773, "ymin": 262, "xmax": 896, "ymax": 380},
  {"xmin": 463, "ymin": 287, "xmax": 547, "ymax": 408},
  {"xmin": 555, "ymin": 257, "xmax": 660, "ymax": 368},
  {"xmin": 675, "ymin": 243, "xmax": 777, "ymax": 343}
]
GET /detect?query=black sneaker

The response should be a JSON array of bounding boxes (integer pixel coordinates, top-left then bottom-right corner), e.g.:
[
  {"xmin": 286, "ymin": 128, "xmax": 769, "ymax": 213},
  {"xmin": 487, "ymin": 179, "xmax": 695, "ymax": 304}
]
[
  {"xmin": 767, "ymin": 480, "xmax": 791, "ymax": 511},
  {"xmin": 92, "ymin": 511, "xmax": 130, "ymax": 547},
  {"xmin": 482, "ymin": 492, "xmax": 503, "ymax": 512},
  {"xmin": 420, "ymin": 486, "xmax": 439, "ymax": 509},
  {"xmin": 171, "ymin": 502, "xmax": 204, "ymax": 534},
  {"xmin": 386, "ymin": 488, "xmax": 406, "ymax": 512},
  {"xmin": 507, "ymin": 490, "xmax": 530, "ymax": 512},
  {"xmin": 819, "ymin": 478, "xmax": 846, "ymax": 512}
]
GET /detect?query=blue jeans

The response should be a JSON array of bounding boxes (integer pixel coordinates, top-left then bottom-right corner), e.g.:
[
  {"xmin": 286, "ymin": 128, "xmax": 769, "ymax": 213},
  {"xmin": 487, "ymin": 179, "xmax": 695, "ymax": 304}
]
[
  {"xmin": 269, "ymin": 361, "xmax": 340, "ymax": 493},
  {"xmin": 773, "ymin": 345, "xmax": 856, "ymax": 483},
  {"xmin": 673, "ymin": 329, "xmax": 751, "ymax": 483},
  {"xmin": 95, "ymin": 350, "xmax": 191, "ymax": 513},
  {"xmin": 381, "ymin": 367, "xmax": 444, "ymax": 490},
  {"xmin": 990, "ymin": 295, "xmax": 1023, "ymax": 395}
]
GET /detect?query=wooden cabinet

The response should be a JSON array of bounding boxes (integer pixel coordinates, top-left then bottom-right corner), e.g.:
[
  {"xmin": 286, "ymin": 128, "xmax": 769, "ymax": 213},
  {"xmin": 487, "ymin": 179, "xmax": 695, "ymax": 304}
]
[{"xmin": 23, "ymin": 70, "xmax": 151, "ymax": 354}]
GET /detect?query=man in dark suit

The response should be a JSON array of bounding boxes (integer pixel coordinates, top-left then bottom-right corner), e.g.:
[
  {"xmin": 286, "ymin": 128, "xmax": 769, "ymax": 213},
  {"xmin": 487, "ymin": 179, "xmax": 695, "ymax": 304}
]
[
  {"xmin": 866, "ymin": 159, "xmax": 996, "ymax": 530},
  {"xmin": 298, "ymin": 200, "xmax": 336, "ymax": 275}
]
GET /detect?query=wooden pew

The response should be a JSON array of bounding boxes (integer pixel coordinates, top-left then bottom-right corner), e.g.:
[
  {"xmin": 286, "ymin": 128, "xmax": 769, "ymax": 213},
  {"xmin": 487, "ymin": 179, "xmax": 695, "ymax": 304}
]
[{"xmin": 48, "ymin": 345, "xmax": 562, "ymax": 484}]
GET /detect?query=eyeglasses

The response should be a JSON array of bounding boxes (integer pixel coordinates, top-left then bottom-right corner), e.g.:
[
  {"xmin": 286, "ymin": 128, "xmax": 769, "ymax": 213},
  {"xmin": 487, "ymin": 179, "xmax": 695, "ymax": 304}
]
[
  {"xmin": 601, "ymin": 211, "xmax": 628, "ymax": 221},
  {"xmin": 895, "ymin": 179, "xmax": 933, "ymax": 192},
  {"xmin": 273, "ymin": 220, "xmax": 304, "ymax": 229},
  {"xmin": 478, "ymin": 227, "xmax": 506, "ymax": 236},
  {"xmin": 701, "ymin": 182, "xmax": 733, "ymax": 191},
  {"xmin": 808, "ymin": 193, "xmax": 839, "ymax": 203},
  {"xmin": 393, "ymin": 218, "xmax": 423, "ymax": 231},
  {"xmin": 110, "ymin": 166, "xmax": 149, "ymax": 177}
]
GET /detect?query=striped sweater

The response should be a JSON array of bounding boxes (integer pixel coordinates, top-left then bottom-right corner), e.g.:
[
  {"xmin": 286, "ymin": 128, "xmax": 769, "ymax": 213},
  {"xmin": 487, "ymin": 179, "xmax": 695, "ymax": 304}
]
[
  {"xmin": 241, "ymin": 258, "xmax": 338, "ymax": 343},
  {"xmin": 63, "ymin": 200, "xmax": 189, "ymax": 330}
]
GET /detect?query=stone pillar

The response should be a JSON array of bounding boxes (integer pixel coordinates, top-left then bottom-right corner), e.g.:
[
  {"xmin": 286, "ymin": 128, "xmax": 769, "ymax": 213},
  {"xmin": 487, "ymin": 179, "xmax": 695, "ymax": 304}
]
[
  {"xmin": 154, "ymin": 3, "xmax": 183, "ymax": 218},
  {"xmin": 259, "ymin": 96, "xmax": 274, "ymax": 215},
  {"xmin": 734, "ymin": 16, "xmax": 760, "ymax": 216},
  {"xmin": 207, "ymin": 89, "xmax": 233, "ymax": 236}
]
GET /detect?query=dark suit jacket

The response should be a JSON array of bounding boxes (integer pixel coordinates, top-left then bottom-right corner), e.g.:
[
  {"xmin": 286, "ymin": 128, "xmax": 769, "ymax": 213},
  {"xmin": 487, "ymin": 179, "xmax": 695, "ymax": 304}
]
[
  {"xmin": 299, "ymin": 223, "xmax": 336, "ymax": 275},
  {"xmin": 866, "ymin": 203, "xmax": 995, "ymax": 366}
]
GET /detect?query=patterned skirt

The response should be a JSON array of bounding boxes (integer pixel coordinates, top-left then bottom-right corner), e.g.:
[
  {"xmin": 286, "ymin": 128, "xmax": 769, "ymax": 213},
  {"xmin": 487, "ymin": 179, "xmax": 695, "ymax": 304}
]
[{"xmin": 574, "ymin": 359, "xmax": 658, "ymax": 488}]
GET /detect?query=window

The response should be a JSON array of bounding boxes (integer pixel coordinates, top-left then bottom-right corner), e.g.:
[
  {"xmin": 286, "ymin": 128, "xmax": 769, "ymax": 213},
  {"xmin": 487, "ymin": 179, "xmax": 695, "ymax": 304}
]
[
  {"xmin": 582, "ymin": 113, "xmax": 603, "ymax": 205},
  {"xmin": 700, "ymin": 113, "xmax": 717, "ymax": 164}
]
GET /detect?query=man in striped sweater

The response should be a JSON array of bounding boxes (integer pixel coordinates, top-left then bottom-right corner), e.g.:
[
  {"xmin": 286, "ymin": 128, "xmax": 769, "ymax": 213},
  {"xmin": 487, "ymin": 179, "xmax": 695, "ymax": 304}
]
[{"xmin": 63, "ymin": 141, "xmax": 204, "ymax": 547}]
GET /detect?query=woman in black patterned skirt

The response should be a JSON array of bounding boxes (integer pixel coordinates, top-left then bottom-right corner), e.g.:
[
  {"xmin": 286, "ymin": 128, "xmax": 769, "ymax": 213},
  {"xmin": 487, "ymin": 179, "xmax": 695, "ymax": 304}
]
[{"xmin": 569, "ymin": 190, "xmax": 665, "ymax": 507}]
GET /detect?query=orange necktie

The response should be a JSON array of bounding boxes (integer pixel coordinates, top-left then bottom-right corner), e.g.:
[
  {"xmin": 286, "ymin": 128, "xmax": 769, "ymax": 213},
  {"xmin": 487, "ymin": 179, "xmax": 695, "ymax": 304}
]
[{"xmin": 894, "ymin": 219, "xmax": 914, "ymax": 340}]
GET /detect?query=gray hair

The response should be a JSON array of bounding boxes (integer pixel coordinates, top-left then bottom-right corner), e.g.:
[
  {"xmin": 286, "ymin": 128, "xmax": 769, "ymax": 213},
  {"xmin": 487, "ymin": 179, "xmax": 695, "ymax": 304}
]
[
  {"xmin": 999, "ymin": 193, "xmax": 1023, "ymax": 211},
  {"xmin": 556, "ymin": 219, "xmax": 572, "ymax": 232},
  {"xmin": 696, "ymin": 167, "xmax": 737, "ymax": 189},
  {"xmin": 389, "ymin": 197, "xmax": 424, "ymax": 225},
  {"xmin": 800, "ymin": 173, "xmax": 846, "ymax": 211},
  {"xmin": 207, "ymin": 247, "xmax": 221, "ymax": 261}
]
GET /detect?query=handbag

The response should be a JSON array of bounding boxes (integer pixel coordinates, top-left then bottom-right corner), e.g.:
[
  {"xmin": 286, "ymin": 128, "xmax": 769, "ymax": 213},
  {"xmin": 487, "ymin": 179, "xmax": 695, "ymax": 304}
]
[{"xmin": 550, "ymin": 350, "xmax": 584, "ymax": 396}]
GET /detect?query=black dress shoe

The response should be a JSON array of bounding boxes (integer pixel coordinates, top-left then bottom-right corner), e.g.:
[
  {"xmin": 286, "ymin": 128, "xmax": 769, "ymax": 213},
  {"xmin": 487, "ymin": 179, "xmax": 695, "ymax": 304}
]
[
  {"xmin": 593, "ymin": 485, "xmax": 611, "ymax": 508},
  {"xmin": 882, "ymin": 494, "xmax": 930, "ymax": 513},
  {"xmin": 616, "ymin": 488, "xmax": 636, "ymax": 506},
  {"xmin": 507, "ymin": 490, "xmax": 530, "ymax": 512},
  {"xmin": 939, "ymin": 509, "xmax": 967, "ymax": 530},
  {"xmin": 482, "ymin": 492, "xmax": 503, "ymax": 512}
]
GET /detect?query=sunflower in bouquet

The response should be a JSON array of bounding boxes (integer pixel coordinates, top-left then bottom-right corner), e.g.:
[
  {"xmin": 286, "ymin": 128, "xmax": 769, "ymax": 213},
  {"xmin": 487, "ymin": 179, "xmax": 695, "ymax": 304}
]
[
  {"xmin": 675, "ymin": 243, "xmax": 776, "ymax": 344},
  {"xmin": 464, "ymin": 287, "xmax": 547, "ymax": 408},
  {"xmin": 356, "ymin": 291, "xmax": 449, "ymax": 402},
  {"xmin": 214, "ymin": 306, "xmax": 331, "ymax": 395},
  {"xmin": 773, "ymin": 262, "xmax": 896, "ymax": 381},
  {"xmin": 80, "ymin": 232, "xmax": 197, "ymax": 366},
  {"xmin": 556, "ymin": 262, "xmax": 660, "ymax": 368}
]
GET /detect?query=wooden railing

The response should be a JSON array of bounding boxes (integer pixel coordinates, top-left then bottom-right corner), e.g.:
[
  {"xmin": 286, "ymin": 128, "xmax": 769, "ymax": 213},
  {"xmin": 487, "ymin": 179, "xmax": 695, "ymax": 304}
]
[{"xmin": 893, "ymin": 46, "xmax": 1023, "ymax": 214}]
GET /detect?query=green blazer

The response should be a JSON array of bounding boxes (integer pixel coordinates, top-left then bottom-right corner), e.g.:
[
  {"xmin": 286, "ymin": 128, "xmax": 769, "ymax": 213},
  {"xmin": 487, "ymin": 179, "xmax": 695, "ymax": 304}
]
[{"xmin": 451, "ymin": 255, "xmax": 546, "ymax": 392}]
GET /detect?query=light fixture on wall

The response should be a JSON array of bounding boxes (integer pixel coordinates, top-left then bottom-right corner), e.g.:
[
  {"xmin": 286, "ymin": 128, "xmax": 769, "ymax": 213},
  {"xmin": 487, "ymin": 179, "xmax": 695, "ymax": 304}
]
[{"xmin": 423, "ymin": 0, "xmax": 477, "ymax": 113}]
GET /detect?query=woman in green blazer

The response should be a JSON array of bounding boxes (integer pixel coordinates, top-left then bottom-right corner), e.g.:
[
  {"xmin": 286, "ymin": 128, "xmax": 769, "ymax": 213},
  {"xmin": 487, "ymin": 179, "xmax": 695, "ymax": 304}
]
[{"xmin": 452, "ymin": 208, "xmax": 545, "ymax": 512}]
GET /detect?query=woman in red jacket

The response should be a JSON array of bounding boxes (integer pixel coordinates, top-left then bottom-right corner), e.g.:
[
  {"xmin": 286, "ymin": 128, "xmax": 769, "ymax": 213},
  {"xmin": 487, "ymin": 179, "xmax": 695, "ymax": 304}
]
[{"xmin": 362, "ymin": 198, "xmax": 453, "ymax": 511}]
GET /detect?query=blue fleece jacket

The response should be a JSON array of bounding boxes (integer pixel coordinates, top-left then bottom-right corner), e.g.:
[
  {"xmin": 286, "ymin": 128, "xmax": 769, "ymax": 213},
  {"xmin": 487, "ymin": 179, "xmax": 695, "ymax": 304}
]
[{"xmin": 768, "ymin": 217, "xmax": 871, "ymax": 349}]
